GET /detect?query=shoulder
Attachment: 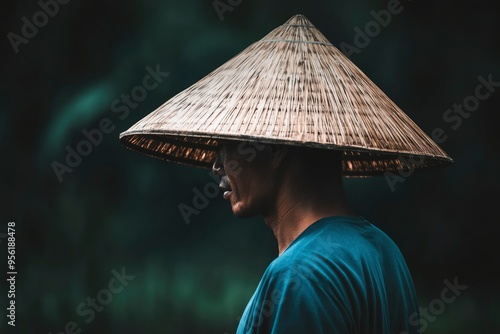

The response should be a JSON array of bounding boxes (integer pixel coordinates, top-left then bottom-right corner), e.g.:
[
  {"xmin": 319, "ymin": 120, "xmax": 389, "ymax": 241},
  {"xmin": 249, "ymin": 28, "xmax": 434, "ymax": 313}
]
[
  {"xmin": 239, "ymin": 250, "xmax": 354, "ymax": 333},
  {"xmin": 273, "ymin": 217, "xmax": 389, "ymax": 267},
  {"xmin": 239, "ymin": 257, "xmax": 352, "ymax": 333},
  {"xmin": 291, "ymin": 216, "xmax": 406, "ymax": 265},
  {"xmin": 239, "ymin": 217, "xmax": 418, "ymax": 333},
  {"xmin": 266, "ymin": 216, "xmax": 409, "ymax": 290}
]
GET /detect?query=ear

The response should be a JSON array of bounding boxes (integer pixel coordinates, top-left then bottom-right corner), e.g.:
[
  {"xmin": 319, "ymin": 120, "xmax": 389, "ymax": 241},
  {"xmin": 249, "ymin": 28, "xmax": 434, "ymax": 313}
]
[{"xmin": 269, "ymin": 144, "xmax": 288, "ymax": 169}]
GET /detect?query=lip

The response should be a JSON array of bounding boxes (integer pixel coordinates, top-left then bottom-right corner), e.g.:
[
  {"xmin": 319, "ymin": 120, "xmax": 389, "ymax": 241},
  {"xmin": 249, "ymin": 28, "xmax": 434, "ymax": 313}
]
[
  {"xmin": 219, "ymin": 177, "xmax": 232, "ymax": 200},
  {"xmin": 223, "ymin": 190, "xmax": 232, "ymax": 200}
]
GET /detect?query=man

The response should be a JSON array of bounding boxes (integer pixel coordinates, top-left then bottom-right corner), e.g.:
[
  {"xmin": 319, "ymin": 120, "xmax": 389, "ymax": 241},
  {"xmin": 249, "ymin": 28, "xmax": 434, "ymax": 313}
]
[
  {"xmin": 213, "ymin": 141, "xmax": 419, "ymax": 333},
  {"xmin": 120, "ymin": 14, "xmax": 452, "ymax": 334}
]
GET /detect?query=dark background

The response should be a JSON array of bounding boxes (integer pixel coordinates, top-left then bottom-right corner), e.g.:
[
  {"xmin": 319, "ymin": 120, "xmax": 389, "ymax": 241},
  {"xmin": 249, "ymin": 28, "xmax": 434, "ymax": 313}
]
[{"xmin": 1, "ymin": 0, "xmax": 499, "ymax": 333}]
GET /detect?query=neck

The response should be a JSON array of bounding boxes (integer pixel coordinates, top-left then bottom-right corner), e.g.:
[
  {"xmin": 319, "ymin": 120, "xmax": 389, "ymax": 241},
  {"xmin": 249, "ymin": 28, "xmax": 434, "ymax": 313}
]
[{"xmin": 264, "ymin": 176, "xmax": 357, "ymax": 256}]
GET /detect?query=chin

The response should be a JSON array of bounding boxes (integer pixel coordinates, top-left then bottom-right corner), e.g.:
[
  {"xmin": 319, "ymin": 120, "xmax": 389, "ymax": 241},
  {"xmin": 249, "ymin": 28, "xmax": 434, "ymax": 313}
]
[{"xmin": 231, "ymin": 201, "xmax": 258, "ymax": 219}]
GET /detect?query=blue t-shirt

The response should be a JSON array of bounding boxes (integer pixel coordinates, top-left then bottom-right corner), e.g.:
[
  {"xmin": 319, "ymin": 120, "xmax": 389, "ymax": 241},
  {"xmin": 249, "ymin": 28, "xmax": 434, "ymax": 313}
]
[{"xmin": 236, "ymin": 216, "xmax": 419, "ymax": 334}]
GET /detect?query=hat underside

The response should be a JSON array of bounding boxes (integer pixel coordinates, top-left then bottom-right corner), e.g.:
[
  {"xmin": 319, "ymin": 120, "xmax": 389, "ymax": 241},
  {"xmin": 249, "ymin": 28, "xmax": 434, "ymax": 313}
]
[{"xmin": 120, "ymin": 132, "xmax": 451, "ymax": 177}]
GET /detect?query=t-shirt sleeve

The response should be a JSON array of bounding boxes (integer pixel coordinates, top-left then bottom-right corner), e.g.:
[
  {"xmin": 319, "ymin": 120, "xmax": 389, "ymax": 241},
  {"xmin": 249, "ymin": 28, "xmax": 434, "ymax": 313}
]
[{"xmin": 238, "ymin": 265, "xmax": 352, "ymax": 334}]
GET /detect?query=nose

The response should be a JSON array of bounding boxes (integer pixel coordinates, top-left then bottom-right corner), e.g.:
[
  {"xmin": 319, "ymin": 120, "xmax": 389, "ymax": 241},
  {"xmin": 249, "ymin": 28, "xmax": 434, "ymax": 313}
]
[{"xmin": 212, "ymin": 150, "xmax": 225, "ymax": 176}]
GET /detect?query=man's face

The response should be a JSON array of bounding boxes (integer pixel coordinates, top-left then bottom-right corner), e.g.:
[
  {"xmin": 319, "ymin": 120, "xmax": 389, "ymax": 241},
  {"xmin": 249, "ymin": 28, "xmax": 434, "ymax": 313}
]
[{"xmin": 212, "ymin": 140, "xmax": 279, "ymax": 218}]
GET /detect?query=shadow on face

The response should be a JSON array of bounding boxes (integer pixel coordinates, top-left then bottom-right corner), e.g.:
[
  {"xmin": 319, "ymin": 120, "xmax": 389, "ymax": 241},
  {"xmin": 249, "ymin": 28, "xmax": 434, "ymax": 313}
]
[
  {"xmin": 212, "ymin": 140, "xmax": 280, "ymax": 218},
  {"xmin": 212, "ymin": 140, "xmax": 343, "ymax": 218}
]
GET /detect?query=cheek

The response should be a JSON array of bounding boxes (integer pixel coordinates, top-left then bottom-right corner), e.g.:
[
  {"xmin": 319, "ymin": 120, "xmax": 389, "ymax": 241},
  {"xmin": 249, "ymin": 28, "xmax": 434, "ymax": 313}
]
[
  {"xmin": 224, "ymin": 157, "xmax": 248, "ymax": 189},
  {"xmin": 234, "ymin": 172, "xmax": 273, "ymax": 208},
  {"xmin": 228, "ymin": 171, "xmax": 251, "ymax": 200},
  {"xmin": 226, "ymin": 167, "xmax": 258, "ymax": 206},
  {"xmin": 223, "ymin": 151, "xmax": 275, "ymax": 212},
  {"xmin": 224, "ymin": 159, "xmax": 242, "ymax": 175}
]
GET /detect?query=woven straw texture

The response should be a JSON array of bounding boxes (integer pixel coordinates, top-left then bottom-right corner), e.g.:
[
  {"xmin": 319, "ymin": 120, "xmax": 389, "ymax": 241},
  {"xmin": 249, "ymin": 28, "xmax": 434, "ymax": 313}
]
[{"xmin": 120, "ymin": 14, "xmax": 452, "ymax": 176}]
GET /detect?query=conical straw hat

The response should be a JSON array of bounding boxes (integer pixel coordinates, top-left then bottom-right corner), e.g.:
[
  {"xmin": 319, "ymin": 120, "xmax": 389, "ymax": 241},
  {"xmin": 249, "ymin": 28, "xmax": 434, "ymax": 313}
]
[{"xmin": 120, "ymin": 14, "xmax": 452, "ymax": 176}]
